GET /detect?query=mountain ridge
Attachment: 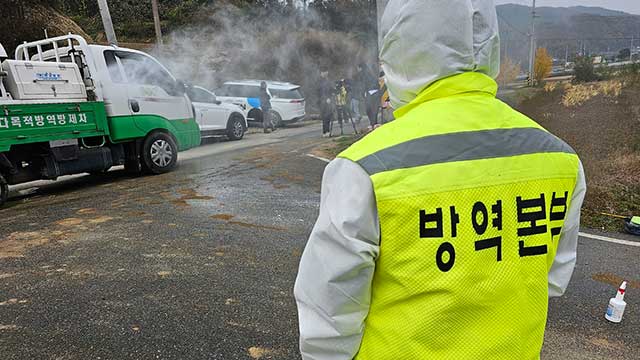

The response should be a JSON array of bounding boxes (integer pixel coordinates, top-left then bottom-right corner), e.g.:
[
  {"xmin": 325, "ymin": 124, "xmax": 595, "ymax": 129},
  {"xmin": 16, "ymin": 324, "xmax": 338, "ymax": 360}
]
[{"xmin": 497, "ymin": 4, "xmax": 640, "ymax": 64}]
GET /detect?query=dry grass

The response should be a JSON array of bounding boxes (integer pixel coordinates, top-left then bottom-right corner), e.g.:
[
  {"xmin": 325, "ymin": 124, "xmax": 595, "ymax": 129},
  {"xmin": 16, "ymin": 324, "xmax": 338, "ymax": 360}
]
[
  {"xmin": 311, "ymin": 134, "xmax": 366, "ymax": 160},
  {"xmin": 518, "ymin": 77, "xmax": 640, "ymax": 232},
  {"xmin": 544, "ymin": 82, "xmax": 558, "ymax": 93},
  {"xmin": 497, "ymin": 57, "xmax": 521, "ymax": 86},
  {"xmin": 561, "ymin": 80, "xmax": 622, "ymax": 107}
]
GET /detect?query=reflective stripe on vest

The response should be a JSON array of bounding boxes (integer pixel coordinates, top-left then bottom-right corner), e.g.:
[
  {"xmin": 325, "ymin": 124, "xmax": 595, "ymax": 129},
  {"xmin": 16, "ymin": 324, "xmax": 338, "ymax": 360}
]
[{"xmin": 339, "ymin": 73, "xmax": 580, "ymax": 360}]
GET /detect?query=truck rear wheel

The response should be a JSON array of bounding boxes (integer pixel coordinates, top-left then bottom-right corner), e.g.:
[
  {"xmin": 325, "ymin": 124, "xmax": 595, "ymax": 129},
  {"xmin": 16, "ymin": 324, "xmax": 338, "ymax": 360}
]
[
  {"xmin": 142, "ymin": 132, "xmax": 178, "ymax": 174},
  {"xmin": 0, "ymin": 175, "xmax": 8, "ymax": 207}
]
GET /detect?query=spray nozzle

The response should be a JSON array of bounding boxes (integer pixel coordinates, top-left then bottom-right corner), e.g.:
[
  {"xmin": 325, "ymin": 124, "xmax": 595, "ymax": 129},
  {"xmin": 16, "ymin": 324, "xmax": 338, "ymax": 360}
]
[{"xmin": 616, "ymin": 281, "xmax": 627, "ymax": 300}]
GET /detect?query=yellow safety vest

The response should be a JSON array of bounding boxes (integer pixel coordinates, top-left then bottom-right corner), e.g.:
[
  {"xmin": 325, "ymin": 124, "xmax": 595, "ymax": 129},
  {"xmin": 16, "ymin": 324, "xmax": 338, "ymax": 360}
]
[{"xmin": 339, "ymin": 72, "xmax": 580, "ymax": 360}]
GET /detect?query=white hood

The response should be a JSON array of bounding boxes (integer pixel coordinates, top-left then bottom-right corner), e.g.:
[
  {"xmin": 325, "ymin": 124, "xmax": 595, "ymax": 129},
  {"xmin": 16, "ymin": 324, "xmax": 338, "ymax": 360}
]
[{"xmin": 380, "ymin": 0, "xmax": 501, "ymax": 109}]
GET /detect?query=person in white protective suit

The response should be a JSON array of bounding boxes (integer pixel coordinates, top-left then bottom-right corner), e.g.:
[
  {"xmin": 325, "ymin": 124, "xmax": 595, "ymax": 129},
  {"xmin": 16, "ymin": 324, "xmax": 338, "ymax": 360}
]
[{"xmin": 294, "ymin": 0, "xmax": 586, "ymax": 359}]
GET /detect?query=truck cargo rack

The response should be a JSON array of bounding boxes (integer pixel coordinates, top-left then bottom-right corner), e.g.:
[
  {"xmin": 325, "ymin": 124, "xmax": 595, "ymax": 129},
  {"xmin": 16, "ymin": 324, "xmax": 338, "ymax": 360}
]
[{"xmin": 15, "ymin": 34, "xmax": 91, "ymax": 63}]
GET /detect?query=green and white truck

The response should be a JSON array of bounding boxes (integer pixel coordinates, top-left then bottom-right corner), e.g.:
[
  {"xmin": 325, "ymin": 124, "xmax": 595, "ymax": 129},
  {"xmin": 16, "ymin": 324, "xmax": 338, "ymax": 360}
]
[{"xmin": 0, "ymin": 35, "xmax": 200, "ymax": 206}]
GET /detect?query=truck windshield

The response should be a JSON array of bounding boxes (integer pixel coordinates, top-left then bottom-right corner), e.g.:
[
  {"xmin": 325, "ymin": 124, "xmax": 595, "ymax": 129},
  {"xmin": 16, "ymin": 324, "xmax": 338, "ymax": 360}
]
[{"xmin": 108, "ymin": 51, "xmax": 178, "ymax": 96}]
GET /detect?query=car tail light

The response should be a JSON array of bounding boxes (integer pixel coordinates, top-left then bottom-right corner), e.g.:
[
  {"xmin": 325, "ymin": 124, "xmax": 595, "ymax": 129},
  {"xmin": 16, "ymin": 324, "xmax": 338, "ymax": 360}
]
[{"xmin": 290, "ymin": 99, "xmax": 305, "ymax": 104}]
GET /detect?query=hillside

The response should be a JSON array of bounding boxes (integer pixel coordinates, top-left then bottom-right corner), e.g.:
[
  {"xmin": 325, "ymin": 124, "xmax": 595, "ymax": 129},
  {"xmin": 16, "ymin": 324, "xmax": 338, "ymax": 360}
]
[
  {"xmin": 497, "ymin": 4, "xmax": 640, "ymax": 65},
  {"xmin": 0, "ymin": 2, "xmax": 92, "ymax": 56},
  {"xmin": 517, "ymin": 79, "xmax": 640, "ymax": 231}
]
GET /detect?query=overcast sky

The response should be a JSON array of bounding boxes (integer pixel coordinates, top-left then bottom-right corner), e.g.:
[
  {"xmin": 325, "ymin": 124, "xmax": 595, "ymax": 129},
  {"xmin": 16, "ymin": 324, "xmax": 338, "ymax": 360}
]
[{"xmin": 495, "ymin": 0, "xmax": 640, "ymax": 15}]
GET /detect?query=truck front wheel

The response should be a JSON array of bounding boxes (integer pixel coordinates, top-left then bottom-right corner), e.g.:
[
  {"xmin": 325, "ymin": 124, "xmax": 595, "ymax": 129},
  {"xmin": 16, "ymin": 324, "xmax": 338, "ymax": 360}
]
[
  {"xmin": 0, "ymin": 175, "xmax": 8, "ymax": 207},
  {"xmin": 142, "ymin": 132, "xmax": 178, "ymax": 174}
]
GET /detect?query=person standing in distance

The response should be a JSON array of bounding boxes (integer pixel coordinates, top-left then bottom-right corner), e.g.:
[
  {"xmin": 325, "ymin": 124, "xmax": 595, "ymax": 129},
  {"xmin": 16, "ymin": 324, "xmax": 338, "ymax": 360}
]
[
  {"xmin": 318, "ymin": 68, "xmax": 334, "ymax": 138},
  {"xmin": 294, "ymin": 1, "xmax": 586, "ymax": 359},
  {"xmin": 259, "ymin": 81, "xmax": 275, "ymax": 134}
]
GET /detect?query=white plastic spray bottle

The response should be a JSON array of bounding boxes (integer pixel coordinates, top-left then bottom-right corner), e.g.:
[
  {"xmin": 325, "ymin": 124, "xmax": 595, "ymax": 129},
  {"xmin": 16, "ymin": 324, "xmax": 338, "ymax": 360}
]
[{"xmin": 605, "ymin": 281, "xmax": 627, "ymax": 323}]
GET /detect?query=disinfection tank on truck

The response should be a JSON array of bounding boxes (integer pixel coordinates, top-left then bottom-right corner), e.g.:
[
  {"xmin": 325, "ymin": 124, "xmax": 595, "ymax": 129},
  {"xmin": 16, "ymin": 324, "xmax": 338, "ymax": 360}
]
[{"xmin": 0, "ymin": 35, "xmax": 200, "ymax": 206}]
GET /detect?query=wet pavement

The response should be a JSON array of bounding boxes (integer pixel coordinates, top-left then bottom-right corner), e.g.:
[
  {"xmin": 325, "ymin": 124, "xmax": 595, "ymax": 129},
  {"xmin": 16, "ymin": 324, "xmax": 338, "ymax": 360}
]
[{"xmin": 0, "ymin": 121, "xmax": 638, "ymax": 359}]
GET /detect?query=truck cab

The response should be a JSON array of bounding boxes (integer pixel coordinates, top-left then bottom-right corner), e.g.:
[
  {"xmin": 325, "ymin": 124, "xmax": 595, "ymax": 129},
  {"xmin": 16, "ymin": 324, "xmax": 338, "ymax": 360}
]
[{"xmin": 0, "ymin": 35, "xmax": 200, "ymax": 206}]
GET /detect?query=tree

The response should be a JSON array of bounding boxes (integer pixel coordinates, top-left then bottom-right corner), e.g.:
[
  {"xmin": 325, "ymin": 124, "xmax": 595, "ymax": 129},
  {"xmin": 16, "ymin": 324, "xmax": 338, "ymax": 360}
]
[
  {"xmin": 618, "ymin": 48, "xmax": 631, "ymax": 61},
  {"xmin": 573, "ymin": 56, "xmax": 598, "ymax": 83},
  {"xmin": 533, "ymin": 47, "xmax": 553, "ymax": 85},
  {"xmin": 496, "ymin": 57, "xmax": 521, "ymax": 86}
]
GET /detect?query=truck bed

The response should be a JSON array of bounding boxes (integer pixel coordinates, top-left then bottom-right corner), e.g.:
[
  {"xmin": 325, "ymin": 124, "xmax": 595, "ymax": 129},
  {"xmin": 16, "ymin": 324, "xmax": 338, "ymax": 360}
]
[{"xmin": 0, "ymin": 101, "xmax": 109, "ymax": 152}]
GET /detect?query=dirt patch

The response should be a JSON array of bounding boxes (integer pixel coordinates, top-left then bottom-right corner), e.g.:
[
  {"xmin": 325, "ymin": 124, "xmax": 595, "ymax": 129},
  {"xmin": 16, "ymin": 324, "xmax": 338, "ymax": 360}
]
[
  {"xmin": 170, "ymin": 188, "xmax": 214, "ymax": 208},
  {"xmin": 0, "ymin": 298, "xmax": 28, "ymax": 306},
  {"xmin": 56, "ymin": 218, "xmax": 84, "ymax": 227},
  {"xmin": 76, "ymin": 208, "xmax": 97, "ymax": 215},
  {"xmin": 239, "ymin": 148, "xmax": 283, "ymax": 170},
  {"xmin": 126, "ymin": 211, "xmax": 149, "ymax": 217},
  {"xmin": 225, "ymin": 298, "xmax": 239, "ymax": 305},
  {"xmin": 2, "ymin": 212, "xmax": 115, "ymax": 258},
  {"xmin": 592, "ymin": 273, "xmax": 640, "ymax": 289},
  {"xmin": 211, "ymin": 214, "xmax": 235, "ymax": 221},
  {"xmin": 89, "ymin": 216, "xmax": 115, "ymax": 224},
  {"xmin": 211, "ymin": 213, "xmax": 285, "ymax": 231},
  {"xmin": 311, "ymin": 134, "xmax": 365, "ymax": 160},
  {"xmin": 176, "ymin": 188, "xmax": 215, "ymax": 200},
  {"xmin": 247, "ymin": 347, "xmax": 276, "ymax": 359},
  {"xmin": 228, "ymin": 221, "xmax": 286, "ymax": 232},
  {"xmin": 517, "ymin": 79, "xmax": 640, "ymax": 231},
  {"xmin": 588, "ymin": 336, "xmax": 626, "ymax": 352},
  {"xmin": 260, "ymin": 170, "xmax": 305, "ymax": 189},
  {"xmin": 0, "ymin": 231, "xmax": 53, "ymax": 259}
]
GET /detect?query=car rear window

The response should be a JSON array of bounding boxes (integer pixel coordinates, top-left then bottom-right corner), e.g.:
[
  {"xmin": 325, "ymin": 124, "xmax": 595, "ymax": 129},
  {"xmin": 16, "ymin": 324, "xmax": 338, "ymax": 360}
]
[{"xmin": 271, "ymin": 88, "xmax": 304, "ymax": 99}]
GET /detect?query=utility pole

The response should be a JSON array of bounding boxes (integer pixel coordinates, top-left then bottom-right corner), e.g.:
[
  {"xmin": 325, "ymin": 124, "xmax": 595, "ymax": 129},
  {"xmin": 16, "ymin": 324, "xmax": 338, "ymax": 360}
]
[
  {"xmin": 527, "ymin": 0, "xmax": 537, "ymax": 86},
  {"xmin": 565, "ymin": 44, "xmax": 569, "ymax": 66},
  {"xmin": 375, "ymin": 0, "xmax": 389, "ymax": 70},
  {"xmin": 504, "ymin": 30, "xmax": 509, "ymax": 61},
  {"xmin": 97, "ymin": 0, "xmax": 118, "ymax": 46},
  {"xmin": 377, "ymin": 0, "xmax": 389, "ymax": 49},
  {"xmin": 151, "ymin": 0, "xmax": 163, "ymax": 46},
  {"xmin": 631, "ymin": 36, "xmax": 635, "ymax": 62}
]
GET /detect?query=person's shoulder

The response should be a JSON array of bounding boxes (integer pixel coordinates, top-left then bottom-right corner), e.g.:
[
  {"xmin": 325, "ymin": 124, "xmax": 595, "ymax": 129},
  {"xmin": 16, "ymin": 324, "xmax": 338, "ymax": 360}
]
[{"xmin": 339, "ymin": 120, "xmax": 405, "ymax": 161}]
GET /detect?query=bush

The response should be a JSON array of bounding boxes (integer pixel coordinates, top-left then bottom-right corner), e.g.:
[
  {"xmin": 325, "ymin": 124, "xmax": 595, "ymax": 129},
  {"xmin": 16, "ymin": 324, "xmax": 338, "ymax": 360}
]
[
  {"xmin": 496, "ymin": 57, "xmax": 521, "ymax": 86},
  {"xmin": 533, "ymin": 47, "xmax": 552, "ymax": 85},
  {"xmin": 573, "ymin": 56, "xmax": 598, "ymax": 83}
]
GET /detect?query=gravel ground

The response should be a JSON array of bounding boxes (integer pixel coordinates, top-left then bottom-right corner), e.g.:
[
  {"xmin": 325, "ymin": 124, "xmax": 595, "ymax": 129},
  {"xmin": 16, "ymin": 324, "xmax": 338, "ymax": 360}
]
[{"xmin": 0, "ymin": 121, "xmax": 638, "ymax": 359}]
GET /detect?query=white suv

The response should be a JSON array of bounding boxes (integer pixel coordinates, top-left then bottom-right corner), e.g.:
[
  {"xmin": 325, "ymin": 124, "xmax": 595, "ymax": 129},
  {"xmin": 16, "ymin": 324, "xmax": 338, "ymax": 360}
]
[
  {"xmin": 187, "ymin": 86, "xmax": 247, "ymax": 141},
  {"xmin": 216, "ymin": 80, "xmax": 306, "ymax": 127}
]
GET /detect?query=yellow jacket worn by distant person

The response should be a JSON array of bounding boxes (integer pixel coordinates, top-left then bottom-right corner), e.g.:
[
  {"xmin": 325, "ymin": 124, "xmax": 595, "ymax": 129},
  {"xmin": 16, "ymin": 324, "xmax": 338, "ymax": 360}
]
[
  {"xmin": 336, "ymin": 85, "xmax": 348, "ymax": 107},
  {"xmin": 294, "ymin": 1, "xmax": 586, "ymax": 360}
]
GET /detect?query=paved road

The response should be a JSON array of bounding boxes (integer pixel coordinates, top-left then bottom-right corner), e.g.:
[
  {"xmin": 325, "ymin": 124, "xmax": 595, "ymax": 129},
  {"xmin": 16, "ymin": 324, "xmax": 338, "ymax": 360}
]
[{"xmin": 0, "ymin": 122, "xmax": 638, "ymax": 359}]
